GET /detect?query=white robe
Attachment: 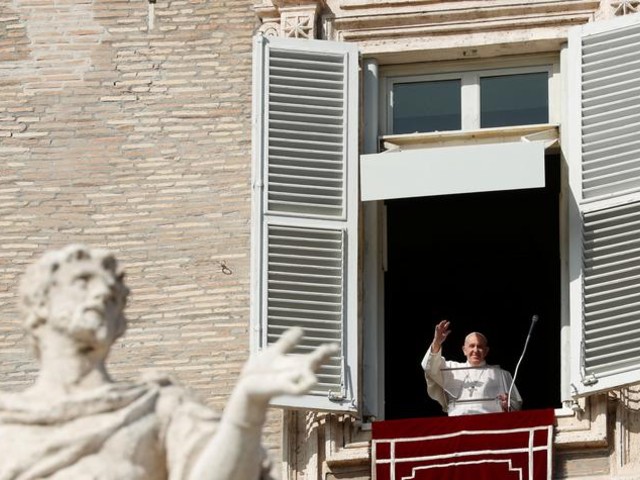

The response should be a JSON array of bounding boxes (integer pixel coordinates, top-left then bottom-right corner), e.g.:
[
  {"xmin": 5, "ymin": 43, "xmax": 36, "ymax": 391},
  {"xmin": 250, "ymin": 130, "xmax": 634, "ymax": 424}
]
[{"xmin": 421, "ymin": 347, "xmax": 523, "ymax": 417}]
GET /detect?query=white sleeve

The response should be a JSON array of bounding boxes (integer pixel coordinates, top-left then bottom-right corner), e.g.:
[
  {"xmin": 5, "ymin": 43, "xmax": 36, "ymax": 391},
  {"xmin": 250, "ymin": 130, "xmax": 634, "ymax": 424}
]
[{"xmin": 421, "ymin": 346, "xmax": 449, "ymax": 412}]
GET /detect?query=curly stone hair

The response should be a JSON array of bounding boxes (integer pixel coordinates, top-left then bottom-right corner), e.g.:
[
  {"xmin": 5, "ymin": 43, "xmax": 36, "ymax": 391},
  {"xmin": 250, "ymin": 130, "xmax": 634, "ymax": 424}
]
[{"xmin": 19, "ymin": 244, "xmax": 129, "ymax": 341}]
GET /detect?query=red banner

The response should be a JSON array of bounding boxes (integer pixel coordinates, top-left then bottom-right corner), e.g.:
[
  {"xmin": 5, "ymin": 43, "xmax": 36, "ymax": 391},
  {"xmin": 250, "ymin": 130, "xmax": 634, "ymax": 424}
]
[{"xmin": 372, "ymin": 409, "xmax": 555, "ymax": 480}]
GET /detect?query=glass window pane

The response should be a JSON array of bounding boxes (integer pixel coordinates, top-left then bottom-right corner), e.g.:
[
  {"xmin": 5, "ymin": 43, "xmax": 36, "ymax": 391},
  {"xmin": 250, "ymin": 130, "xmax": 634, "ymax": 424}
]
[
  {"xmin": 393, "ymin": 79, "xmax": 461, "ymax": 134},
  {"xmin": 480, "ymin": 72, "xmax": 548, "ymax": 128}
]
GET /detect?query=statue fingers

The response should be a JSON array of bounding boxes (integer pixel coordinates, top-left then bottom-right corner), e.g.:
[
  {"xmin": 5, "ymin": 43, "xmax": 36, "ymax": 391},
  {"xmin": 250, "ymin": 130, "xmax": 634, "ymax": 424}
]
[
  {"xmin": 305, "ymin": 343, "xmax": 339, "ymax": 371},
  {"xmin": 267, "ymin": 327, "xmax": 304, "ymax": 357},
  {"xmin": 283, "ymin": 372, "xmax": 317, "ymax": 395}
]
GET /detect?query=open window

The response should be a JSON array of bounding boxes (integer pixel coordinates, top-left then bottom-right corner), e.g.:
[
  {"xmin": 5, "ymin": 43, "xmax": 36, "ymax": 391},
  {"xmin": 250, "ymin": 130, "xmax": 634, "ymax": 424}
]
[
  {"xmin": 382, "ymin": 154, "xmax": 561, "ymax": 419},
  {"xmin": 362, "ymin": 58, "xmax": 563, "ymax": 420},
  {"xmin": 249, "ymin": 10, "xmax": 640, "ymax": 418}
]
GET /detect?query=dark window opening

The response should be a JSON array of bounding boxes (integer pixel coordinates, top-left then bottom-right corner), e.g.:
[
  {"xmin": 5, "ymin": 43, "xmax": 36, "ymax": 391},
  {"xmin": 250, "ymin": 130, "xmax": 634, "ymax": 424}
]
[{"xmin": 384, "ymin": 155, "xmax": 561, "ymax": 420}]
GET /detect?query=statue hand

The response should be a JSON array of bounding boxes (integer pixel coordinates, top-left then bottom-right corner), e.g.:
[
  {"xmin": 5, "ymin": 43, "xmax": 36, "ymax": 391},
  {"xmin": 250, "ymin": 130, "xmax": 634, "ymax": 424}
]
[{"xmin": 239, "ymin": 327, "xmax": 338, "ymax": 403}]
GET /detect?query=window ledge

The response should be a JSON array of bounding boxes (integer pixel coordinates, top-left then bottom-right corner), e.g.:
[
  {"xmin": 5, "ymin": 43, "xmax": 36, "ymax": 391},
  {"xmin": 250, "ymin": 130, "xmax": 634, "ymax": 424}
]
[
  {"xmin": 325, "ymin": 439, "xmax": 371, "ymax": 468},
  {"xmin": 554, "ymin": 394, "xmax": 608, "ymax": 449},
  {"xmin": 381, "ymin": 123, "xmax": 559, "ymax": 151}
]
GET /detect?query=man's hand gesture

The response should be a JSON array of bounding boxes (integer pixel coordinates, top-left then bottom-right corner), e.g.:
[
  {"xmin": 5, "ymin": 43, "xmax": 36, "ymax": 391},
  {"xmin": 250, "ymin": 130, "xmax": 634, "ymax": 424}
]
[{"xmin": 432, "ymin": 320, "xmax": 451, "ymax": 353}]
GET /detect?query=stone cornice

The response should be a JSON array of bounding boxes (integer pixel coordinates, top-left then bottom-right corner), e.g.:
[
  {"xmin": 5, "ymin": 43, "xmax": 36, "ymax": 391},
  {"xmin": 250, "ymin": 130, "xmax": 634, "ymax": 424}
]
[
  {"xmin": 335, "ymin": 0, "xmax": 599, "ymax": 12},
  {"xmin": 322, "ymin": 0, "xmax": 602, "ymax": 59},
  {"xmin": 337, "ymin": 10, "xmax": 597, "ymax": 43},
  {"xmin": 271, "ymin": 0, "xmax": 326, "ymax": 7},
  {"xmin": 330, "ymin": 1, "xmax": 601, "ymax": 27}
]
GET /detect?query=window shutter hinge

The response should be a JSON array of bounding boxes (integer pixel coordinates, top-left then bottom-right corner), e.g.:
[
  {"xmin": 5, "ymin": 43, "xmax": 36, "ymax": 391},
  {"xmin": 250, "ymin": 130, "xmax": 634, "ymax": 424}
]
[
  {"xmin": 582, "ymin": 374, "xmax": 598, "ymax": 386},
  {"xmin": 252, "ymin": 180, "xmax": 264, "ymax": 191}
]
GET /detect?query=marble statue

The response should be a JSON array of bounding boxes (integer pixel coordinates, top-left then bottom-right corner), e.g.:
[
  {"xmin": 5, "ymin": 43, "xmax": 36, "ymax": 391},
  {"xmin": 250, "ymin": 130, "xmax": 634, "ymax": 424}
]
[{"xmin": 0, "ymin": 244, "xmax": 337, "ymax": 479}]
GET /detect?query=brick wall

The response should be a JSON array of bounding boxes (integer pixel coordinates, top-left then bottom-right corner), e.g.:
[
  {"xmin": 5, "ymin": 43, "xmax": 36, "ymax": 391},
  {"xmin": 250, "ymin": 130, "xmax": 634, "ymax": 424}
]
[{"xmin": 0, "ymin": 0, "xmax": 283, "ymax": 452}]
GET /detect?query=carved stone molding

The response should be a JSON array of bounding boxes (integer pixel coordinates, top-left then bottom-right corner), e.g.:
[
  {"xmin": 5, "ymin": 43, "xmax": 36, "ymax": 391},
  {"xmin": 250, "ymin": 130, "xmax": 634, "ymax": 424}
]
[
  {"xmin": 315, "ymin": 0, "xmax": 601, "ymax": 61},
  {"xmin": 612, "ymin": 0, "xmax": 640, "ymax": 15},
  {"xmin": 281, "ymin": 6, "xmax": 319, "ymax": 38},
  {"xmin": 254, "ymin": 0, "xmax": 325, "ymax": 38}
]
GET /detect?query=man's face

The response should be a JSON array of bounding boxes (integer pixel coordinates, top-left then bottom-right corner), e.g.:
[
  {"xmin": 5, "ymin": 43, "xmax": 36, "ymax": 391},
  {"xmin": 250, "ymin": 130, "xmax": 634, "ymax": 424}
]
[
  {"xmin": 462, "ymin": 334, "xmax": 489, "ymax": 366},
  {"xmin": 46, "ymin": 260, "xmax": 125, "ymax": 351}
]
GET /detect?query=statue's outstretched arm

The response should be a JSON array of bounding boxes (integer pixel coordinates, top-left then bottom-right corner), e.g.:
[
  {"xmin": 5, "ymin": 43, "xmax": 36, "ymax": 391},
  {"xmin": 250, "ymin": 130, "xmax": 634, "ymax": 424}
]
[{"xmin": 188, "ymin": 327, "xmax": 337, "ymax": 480}]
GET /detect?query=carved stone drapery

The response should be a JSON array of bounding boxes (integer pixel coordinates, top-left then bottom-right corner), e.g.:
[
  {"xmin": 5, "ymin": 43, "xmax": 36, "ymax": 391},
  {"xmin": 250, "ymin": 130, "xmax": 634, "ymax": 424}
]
[{"xmin": 254, "ymin": 0, "xmax": 325, "ymax": 39}]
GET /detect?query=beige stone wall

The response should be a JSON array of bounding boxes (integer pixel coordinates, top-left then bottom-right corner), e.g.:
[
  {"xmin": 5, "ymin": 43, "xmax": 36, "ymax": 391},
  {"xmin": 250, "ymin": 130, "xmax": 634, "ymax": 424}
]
[{"xmin": 0, "ymin": 0, "xmax": 284, "ymax": 452}]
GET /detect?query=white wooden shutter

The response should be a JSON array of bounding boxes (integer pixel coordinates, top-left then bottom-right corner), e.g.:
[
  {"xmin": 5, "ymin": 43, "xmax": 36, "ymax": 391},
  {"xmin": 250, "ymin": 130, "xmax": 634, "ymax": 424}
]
[
  {"xmin": 250, "ymin": 35, "xmax": 359, "ymax": 411},
  {"xmin": 569, "ymin": 13, "xmax": 640, "ymax": 395}
]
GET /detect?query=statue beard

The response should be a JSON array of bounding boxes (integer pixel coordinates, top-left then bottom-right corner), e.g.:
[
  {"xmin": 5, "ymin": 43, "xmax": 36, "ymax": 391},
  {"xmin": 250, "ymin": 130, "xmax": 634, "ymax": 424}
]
[{"xmin": 51, "ymin": 304, "xmax": 123, "ymax": 351}]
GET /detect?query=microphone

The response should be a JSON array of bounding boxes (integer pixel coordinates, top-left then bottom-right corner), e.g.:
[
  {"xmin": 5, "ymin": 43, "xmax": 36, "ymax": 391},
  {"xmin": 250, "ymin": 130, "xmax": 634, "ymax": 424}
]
[{"xmin": 507, "ymin": 314, "xmax": 538, "ymax": 412}]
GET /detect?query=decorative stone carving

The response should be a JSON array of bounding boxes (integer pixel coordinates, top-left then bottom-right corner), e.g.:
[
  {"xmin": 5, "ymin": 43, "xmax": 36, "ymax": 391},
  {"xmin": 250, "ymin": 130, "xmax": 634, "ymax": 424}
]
[
  {"xmin": 281, "ymin": 7, "xmax": 318, "ymax": 38},
  {"xmin": 259, "ymin": 21, "xmax": 281, "ymax": 37},
  {"xmin": 0, "ymin": 244, "xmax": 337, "ymax": 480},
  {"xmin": 254, "ymin": 0, "xmax": 324, "ymax": 39},
  {"xmin": 612, "ymin": 0, "xmax": 640, "ymax": 15},
  {"xmin": 255, "ymin": 2, "xmax": 281, "ymax": 37}
]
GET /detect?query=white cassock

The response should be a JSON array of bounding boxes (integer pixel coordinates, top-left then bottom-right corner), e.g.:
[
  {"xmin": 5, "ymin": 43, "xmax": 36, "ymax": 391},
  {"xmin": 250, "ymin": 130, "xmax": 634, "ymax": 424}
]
[{"xmin": 421, "ymin": 347, "xmax": 523, "ymax": 417}]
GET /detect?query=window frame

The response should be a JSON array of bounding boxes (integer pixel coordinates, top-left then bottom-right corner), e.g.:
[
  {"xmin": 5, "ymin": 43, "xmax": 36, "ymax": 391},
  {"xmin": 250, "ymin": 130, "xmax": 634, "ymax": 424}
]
[
  {"xmin": 248, "ymin": 19, "xmax": 640, "ymax": 459},
  {"xmin": 383, "ymin": 60, "xmax": 557, "ymax": 136},
  {"xmin": 362, "ymin": 56, "xmax": 565, "ymax": 421}
]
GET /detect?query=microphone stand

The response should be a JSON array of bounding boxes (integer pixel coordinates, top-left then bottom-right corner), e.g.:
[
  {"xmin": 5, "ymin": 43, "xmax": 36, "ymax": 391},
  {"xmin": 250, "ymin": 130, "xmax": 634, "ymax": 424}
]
[{"xmin": 507, "ymin": 315, "xmax": 538, "ymax": 412}]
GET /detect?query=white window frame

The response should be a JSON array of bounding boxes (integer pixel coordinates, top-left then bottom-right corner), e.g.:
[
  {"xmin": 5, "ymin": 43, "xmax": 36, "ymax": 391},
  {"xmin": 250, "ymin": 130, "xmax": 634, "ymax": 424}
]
[
  {"xmin": 383, "ymin": 59, "xmax": 558, "ymax": 136},
  {"xmin": 361, "ymin": 56, "xmax": 566, "ymax": 420}
]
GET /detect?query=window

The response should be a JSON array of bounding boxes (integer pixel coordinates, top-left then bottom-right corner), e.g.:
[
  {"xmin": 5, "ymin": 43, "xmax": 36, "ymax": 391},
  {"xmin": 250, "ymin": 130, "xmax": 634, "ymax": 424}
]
[
  {"xmin": 480, "ymin": 72, "xmax": 548, "ymax": 128},
  {"xmin": 251, "ymin": 11, "xmax": 640, "ymax": 419},
  {"xmin": 375, "ymin": 60, "xmax": 562, "ymax": 421},
  {"xmin": 387, "ymin": 66, "xmax": 552, "ymax": 135},
  {"xmin": 392, "ymin": 79, "xmax": 461, "ymax": 134}
]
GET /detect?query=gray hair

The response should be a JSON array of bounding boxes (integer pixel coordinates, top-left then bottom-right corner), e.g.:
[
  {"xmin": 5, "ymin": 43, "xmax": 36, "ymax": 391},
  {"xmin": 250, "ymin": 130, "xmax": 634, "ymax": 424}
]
[{"xmin": 464, "ymin": 331, "xmax": 489, "ymax": 347}]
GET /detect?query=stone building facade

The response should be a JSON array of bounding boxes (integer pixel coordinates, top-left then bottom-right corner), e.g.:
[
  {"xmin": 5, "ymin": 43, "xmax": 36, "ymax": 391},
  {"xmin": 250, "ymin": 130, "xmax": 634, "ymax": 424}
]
[
  {"xmin": 3, "ymin": 0, "xmax": 640, "ymax": 479},
  {"xmin": 252, "ymin": 0, "xmax": 640, "ymax": 479},
  {"xmin": 0, "ymin": 0, "xmax": 285, "ymax": 450}
]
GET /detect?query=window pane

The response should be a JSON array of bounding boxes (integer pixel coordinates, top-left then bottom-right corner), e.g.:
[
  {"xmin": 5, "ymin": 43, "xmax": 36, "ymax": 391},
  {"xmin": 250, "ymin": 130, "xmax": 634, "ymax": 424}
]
[
  {"xmin": 393, "ymin": 79, "xmax": 461, "ymax": 134},
  {"xmin": 480, "ymin": 72, "xmax": 548, "ymax": 128}
]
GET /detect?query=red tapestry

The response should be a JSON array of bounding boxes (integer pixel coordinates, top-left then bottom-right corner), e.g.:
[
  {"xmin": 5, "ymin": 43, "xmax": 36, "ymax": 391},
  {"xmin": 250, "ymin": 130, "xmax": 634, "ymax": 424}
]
[{"xmin": 372, "ymin": 409, "xmax": 555, "ymax": 480}]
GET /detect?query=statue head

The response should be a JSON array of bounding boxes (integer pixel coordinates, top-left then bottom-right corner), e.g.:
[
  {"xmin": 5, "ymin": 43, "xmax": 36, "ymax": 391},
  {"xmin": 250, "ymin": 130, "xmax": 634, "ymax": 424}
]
[{"xmin": 19, "ymin": 244, "xmax": 129, "ymax": 358}]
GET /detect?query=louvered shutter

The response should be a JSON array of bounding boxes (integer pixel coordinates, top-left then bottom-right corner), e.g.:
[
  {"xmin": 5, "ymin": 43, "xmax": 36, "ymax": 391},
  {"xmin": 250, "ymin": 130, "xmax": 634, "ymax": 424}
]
[
  {"xmin": 250, "ymin": 35, "xmax": 359, "ymax": 411},
  {"xmin": 569, "ymin": 13, "xmax": 640, "ymax": 395}
]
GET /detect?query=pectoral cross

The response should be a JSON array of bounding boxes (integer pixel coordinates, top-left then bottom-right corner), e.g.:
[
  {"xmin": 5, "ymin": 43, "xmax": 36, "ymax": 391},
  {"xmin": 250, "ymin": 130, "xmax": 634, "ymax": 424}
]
[{"xmin": 464, "ymin": 370, "xmax": 485, "ymax": 397}]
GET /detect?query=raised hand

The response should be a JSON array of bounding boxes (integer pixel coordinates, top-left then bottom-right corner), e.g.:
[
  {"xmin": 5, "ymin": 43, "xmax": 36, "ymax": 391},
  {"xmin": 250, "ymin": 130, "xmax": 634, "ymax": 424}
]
[{"xmin": 432, "ymin": 320, "xmax": 451, "ymax": 353}]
